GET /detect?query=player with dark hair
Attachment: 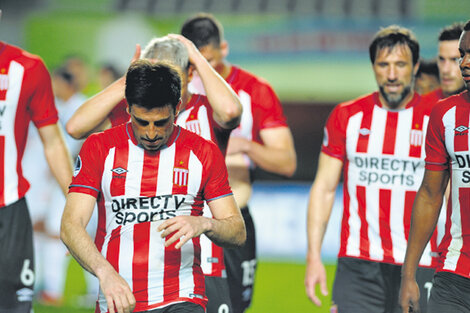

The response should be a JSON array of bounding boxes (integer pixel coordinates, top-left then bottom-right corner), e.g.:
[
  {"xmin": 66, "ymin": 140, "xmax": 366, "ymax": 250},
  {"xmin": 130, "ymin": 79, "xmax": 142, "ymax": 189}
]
[
  {"xmin": 0, "ymin": 11, "xmax": 73, "ymax": 312},
  {"xmin": 415, "ymin": 59, "xmax": 440, "ymax": 95},
  {"xmin": 305, "ymin": 25, "xmax": 438, "ymax": 313},
  {"xmin": 424, "ymin": 22, "xmax": 465, "ymax": 103},
  {"xmin": 61, "ymin": 59, "xmax": 246, "ymax": 313},
  {"xmin": 400, "ymin": 20, "xmax": 470, "ymax": 313},
  {"xmin": 181, "ymin": 13, "xmax": 297, "ymax": 313}
]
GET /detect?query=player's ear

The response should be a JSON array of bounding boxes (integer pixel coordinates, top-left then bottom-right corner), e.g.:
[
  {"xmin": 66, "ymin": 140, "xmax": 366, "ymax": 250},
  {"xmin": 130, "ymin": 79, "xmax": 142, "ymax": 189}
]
[
  {"xmin": 187, "ymin": 64, "xmax": 194, "ymax": 82},
  {"xmin": 175, "ymin": 99, "xmax": 182, "ymax": 116},
  {"xmin": 220, "ymin": 40, "xmax": 229, "ymax": 59}
]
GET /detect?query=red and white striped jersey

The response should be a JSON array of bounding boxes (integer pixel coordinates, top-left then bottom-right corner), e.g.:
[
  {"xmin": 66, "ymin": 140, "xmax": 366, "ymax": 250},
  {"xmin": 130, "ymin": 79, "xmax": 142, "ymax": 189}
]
[
  {"xmin": 425, "ymin": 90, "xmax": 470, "ymax": 278},
  {"xmin": 323, "ymin": 91, "xmax": 438, "ymax": 267},
  {"xmin": 422, "ymin": 88, "xmax": 444, "ymax": 106},
  {"xmin": 0, "ymin": 42, "xmax": 58, "ymax": 207},
  {"xmin": 69, "ymin": 123, "xmax": 232, "ymax": 312}
]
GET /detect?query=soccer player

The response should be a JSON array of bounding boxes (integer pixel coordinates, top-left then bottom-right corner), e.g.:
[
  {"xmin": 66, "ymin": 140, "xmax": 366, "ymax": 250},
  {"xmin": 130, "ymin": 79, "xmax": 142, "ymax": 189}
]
[
  {"xmin": 60, "ymin": 60, "xmax": 246, "ymax": 313},
  {"xmin": 181, "ymin": 13, "xmax": 297, "ymax": 313},
  {"xmin": 304, "ymin": 25, "xmax": 438, "ymax": 313},
  {"xmin": 423, "ymin": 22, "xmax": 465, "ymax": 103},
  {"xmin": 0, "ymin": 17, "xmax": 73, "ymax": 313},
  {"xmin": 400, "ymin": 20, "xmax": 470, "ymax": 313},
  {"xmin": 414, "ymin": 59, "xmax": 439, "ymax": 95}
]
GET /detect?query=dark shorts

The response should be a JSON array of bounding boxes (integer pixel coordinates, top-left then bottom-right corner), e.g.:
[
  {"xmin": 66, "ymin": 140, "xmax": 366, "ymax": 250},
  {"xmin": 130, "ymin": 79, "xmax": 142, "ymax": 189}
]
[
  {"xmin": 146, "ymin": 302, "xmax": 204, "ymax": 313},
  {"xmin": 428, "ymin": 272, "xmax": 470, "ymax": 313},
  {"xmin": 332, "ymin": 257, "xmax": 434, "ymax": 313},
  {"xmin": 205, "ymin": 276, "xmax": 232, "ymax": 313},
  {"xmin": 223, "ymin": 206, "xmax": 256, "ymax": 313},
  {"xmin": 0, "ymin": 198, "xmax": 35, "ymax": 313}
]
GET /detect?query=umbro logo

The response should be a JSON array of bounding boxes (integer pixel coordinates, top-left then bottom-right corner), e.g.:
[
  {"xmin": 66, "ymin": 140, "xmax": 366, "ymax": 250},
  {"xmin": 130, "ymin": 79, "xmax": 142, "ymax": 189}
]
[
  {"xmin": 359, "ymin": 128, "xmax": 370, "ymax": 136},
  {"xmin": 455, "ymin": 126, "xmax": 469, "ymax": 132},
  {"xmin": 111, "ymin": 167, "xmax": 128, "ymax": 175}
]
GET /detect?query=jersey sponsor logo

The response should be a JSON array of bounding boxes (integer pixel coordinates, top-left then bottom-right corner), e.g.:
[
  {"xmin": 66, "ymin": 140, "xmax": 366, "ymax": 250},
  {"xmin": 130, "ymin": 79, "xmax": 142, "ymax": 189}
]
[
  {"xmin": 352, "ymin": 156, "xmax": 422, "ymax": 186},
  {"xmin": 454, "ymin": 125, "xmax": 469, "ymax": 135},
  {"xmin": 410, "ymin": 129, "xmax": 423, "ymax": 146},
  {"xmin": 185, "ymin": 120, "xmax": 201, "ymax": 135},
  {"xmin": 454, "ymin": 153, "xmax": 470, "ymax": 183},
  {"xmin": 358, "ymin": 128, "xmax": 370, "ymax": 136},
  {"xmin": 173, "ymin": 167, "xmax": 188, "ymax": 186},
  {"xmin": 73, "ymin": 156, "xmax": 82, "ymax": 177},
  {"xmin": 111, "ymin": 195, "xmax": 186, "ymax": 225},
  {"xmin": 16, "ymin": 288, "xmax": 33, "ymax": 302}
]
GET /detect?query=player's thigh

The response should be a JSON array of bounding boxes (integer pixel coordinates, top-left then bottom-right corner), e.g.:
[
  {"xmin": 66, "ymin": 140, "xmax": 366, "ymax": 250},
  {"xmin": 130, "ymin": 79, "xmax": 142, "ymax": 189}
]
[
  {"xmin": 205, "ymin": 276, "xmax": 232, "ymax": 313},
  {"xmin": 146, "ymin": 302, "xmax": 205, "ymax": 313},
  {"xmin": 0, "ymin": 198, "xmax": 35, "ymax": 312},
  {"xmin": 332, "ymin": 258, "xmax": 386, "ymax": 313},
  {"xmin": 428, "ymin": 272, "xmax": 470, "ymax": 313}
]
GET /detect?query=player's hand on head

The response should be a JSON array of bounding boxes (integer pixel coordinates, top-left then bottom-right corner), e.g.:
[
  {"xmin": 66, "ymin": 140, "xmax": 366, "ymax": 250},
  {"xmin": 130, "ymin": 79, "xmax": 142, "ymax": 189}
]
[
  {"xmin": 399, "ymin": 278, "xmax": 420, "ymax": 313},
  {"xmin": 99, "ymin": 267, "xmax": 136, "ymax": 313},
  {"xmin": 158, "ymin": 215, "xmax": 209, "ymax": 249},
  {"xmin": 304, "ymin": 256, "xmax": 328, "ymax": 306},
  {"xmin": 167, "ymin": 33, "xmax": 200, "ymax": 64},
  {"xmin": 131, "ymin": 43, "xmax": 141, "ymax": 64}
]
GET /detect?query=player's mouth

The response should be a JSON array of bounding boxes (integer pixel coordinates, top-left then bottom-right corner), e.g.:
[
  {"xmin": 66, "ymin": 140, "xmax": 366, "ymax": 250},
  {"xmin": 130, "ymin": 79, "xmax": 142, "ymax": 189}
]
[{"xmin": 385, "ymin": 83, "xmax": 402, "ymax": 93}]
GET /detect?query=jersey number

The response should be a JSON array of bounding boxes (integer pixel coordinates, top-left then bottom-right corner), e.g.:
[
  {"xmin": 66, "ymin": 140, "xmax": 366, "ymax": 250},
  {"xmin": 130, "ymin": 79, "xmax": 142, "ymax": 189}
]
[
  {"xmin": 241, "ymin": 259, "xmax": 257, "ymax": 286},
  {"xmin": 20, "ymin": 259, "xmax": 35, "ymax": 286}
]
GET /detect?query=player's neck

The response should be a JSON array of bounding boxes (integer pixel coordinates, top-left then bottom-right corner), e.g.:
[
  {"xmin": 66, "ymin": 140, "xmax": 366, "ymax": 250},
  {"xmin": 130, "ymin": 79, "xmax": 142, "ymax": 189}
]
[{"xmin": 220, "ymin": 61, "xmax": 232, "ymax": 80}]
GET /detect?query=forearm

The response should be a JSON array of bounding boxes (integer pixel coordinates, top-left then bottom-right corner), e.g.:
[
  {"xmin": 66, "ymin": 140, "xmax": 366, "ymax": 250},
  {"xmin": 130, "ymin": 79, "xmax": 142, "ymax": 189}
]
[
  {"xmin": 66, "ymin": 77, "xmax": 125, "ymax": 139},
  {"xmin": 193, "ymin": 56, "xmax": 242, "ymax": 129},
  {"xmin": 243, "ymin": 140, "xmax": 296, "ymax": 176},
  {"xmin": 205, "ymin": 214, "xmax": 246, "ymax": 248}
]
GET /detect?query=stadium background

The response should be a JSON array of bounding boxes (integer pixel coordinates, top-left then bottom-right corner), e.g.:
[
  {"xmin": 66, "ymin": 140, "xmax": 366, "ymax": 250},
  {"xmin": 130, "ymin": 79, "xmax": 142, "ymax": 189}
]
[{"xmin": 1, "ymin": 0, "xmax": 468, "ymax": 311}]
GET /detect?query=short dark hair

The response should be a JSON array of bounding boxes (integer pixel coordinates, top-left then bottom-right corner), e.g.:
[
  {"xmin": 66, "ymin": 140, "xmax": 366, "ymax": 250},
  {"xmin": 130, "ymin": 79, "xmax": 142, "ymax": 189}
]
[
  {"xmin": 464, "ymin": 20, "xmax": 470, "ymax": 31},
  {"xmin": 416, "ymin": 58, "xmax": 439, "ymax": 78},
  {"xmin": 369, "ymin": 25, "xmax": 420, "ymax": 65},
  {"xmin": 125, "ymin": 60, "xmax": 181, "ymax": 112},
  {"xmin": 181, "ymin": 13, "xmax": 224, "ymax": 49},
  {"xmin": 439, "ymin": 22, "xmax": 464, "ymax": 41}
]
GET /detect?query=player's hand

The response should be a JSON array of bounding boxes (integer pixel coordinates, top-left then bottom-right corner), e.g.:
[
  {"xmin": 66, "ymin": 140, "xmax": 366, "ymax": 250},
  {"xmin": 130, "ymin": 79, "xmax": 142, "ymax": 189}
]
[
  {"xmin": 98, "ymin": 267, "xmax": 136, "ymax": 313},
  {"xmin": 158, "ymin": 216, "xmax": 210, "ymax": 249},
  {"xmin": 131, "ymin": 43, "xmax": 141, "ymax": 63},
  {"xmin": 305, "ymin": 256, "xmax": 328, "ymax": 306},
  {"xmin": 399, "ymin": 277, "xmax": 420, "ymax": 313},
  {"xmin": 227, "ymin": 136, "xmax": 250, "ymax": 155},
  {"xmin": 167, "ymin": 33, "xmax": 201, "ymax": 65}
]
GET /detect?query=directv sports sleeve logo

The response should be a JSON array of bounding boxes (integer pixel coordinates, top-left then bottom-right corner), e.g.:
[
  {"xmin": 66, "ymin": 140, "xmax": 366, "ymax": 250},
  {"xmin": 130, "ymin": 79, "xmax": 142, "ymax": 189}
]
[{"xmin": 73, "ymin": 156, "xmax": 82, "ymax": 177}]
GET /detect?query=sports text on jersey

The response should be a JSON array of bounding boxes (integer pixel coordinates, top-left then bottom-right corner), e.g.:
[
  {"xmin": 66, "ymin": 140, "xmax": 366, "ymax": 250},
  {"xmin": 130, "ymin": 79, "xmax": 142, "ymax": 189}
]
[
  {"xmin": 352, "ymin": 155, "xmax": 423, "ymax": 187},
  {"xmin": 111, "ymin": 195, "xmax": 186, "ymax": 225}
]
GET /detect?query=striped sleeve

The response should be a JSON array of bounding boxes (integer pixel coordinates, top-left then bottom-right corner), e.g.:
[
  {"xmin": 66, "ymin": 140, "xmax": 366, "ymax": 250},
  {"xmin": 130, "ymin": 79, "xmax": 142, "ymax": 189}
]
[{"xmin": 425, "ymin": 105, "xmax": 449, "ymax": 171}]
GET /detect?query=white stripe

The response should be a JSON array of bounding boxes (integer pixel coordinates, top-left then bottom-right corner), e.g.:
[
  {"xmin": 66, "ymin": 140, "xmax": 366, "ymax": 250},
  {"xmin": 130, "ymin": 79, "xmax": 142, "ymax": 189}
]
[
  {"xmin": 197, "ymin": 105, "xmax": 211, "ymax": 140},
  {"xmin": 176, "ymin": 107, "xmax": 191, "ymax": 128},
  {"xmin": 2, "ymin": 61, "xmax": 24, "ymax": 204},
  {"xmin": 179, "ymin": 237, "xmax": 196, "ymax": 298},
  {"xmin": 391, "ymin": 190, "xmax": 405, "ymax": 263},
  {"xmin": 444, "ymin": 107, "xmax": 456, "ymax": 160},
  {"xmin": 368, "ymin": 106, "xmax": 387, "ymax": 155},
  {"xmin": 394, "ymin": 109, "xmax": 412, "ymax": 158},
  {"xmin": 187, "ymin": 151, "xmax": 202, "ymax": 197},
  {"xmin": 102, "ymin": 148, "xmax": 115, "ymax": 230},
  {"xmin": 345, "ymin": 112, "xmax": 362, "ymax": 257},
  {"xmin": 366, "ymin": 187, "xmax": 383, "ymax": 261},
  {"xmin": 125, "ymin": 141, "xmax": 144, "ymax": 197},
  {"xmin": 231, "ymin": 90, "xmax": 253, "ymax": 140},
  {"xmin": 156, "ymin": 144, "xmax": 175, "ymax": 195}
]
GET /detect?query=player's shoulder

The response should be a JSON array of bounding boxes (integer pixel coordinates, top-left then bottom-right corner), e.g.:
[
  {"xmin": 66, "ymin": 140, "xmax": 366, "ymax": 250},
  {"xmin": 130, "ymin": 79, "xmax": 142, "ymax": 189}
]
[
  {"xmin": 231, "ymin": 65, "xmax": 272, "ymax": 89},
  {"xmin": 178, "ymin": 127, "xmax": 219, "ymax": 155},
  {"xmin": 334, "ymin": 92, "xmax": 375, "ymax": 115},
  {"xmin": 86, "ymin": 123, "xmax": 128, "ymax": 149},
  {"xmin": 431, "ymin": 91, "xmax": 470, "ymax": 117},
  {"xmin": 3, "ymin": 43, "xmax": 47, "ymax": 71}
]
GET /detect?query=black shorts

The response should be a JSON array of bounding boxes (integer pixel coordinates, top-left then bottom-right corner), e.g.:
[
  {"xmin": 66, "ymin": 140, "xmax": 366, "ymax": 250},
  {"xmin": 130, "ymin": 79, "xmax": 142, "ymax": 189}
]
[
  {"xmin": 205, "ymin": 276, "xmax": 232, "ymax": 313},
  {"xmin": 332, "ymin": 257, "xmax": 434, "ymax": 313},
  {"xmin": 223, "ymin": 206, "xmax": 256, "ymax": 313},
  {"xmin": 146, "ymin": 302, "xmax": 204, "ymax": 313},
  {"xmin": 0, "ymin": 198, "xmax": 35, "ymax": 312},
  {"xmin": 428, "ymin": 272, "xmax": 470, "ymax": 313}
]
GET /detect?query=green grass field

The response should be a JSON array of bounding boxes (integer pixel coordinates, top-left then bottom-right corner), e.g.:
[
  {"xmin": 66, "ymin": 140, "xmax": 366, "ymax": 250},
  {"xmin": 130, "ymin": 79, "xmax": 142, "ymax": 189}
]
[{"xmin": 33, "ymin": 259, "xmax": 336, "ymax": 313}]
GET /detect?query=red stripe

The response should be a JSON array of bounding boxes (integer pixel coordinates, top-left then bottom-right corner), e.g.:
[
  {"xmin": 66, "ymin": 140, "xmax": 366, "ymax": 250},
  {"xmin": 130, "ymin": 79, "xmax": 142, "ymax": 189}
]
[
  {"xmin": 110, "ymin": 142, "xmax": 129, "ymax": 197},
  {"xmin": 454, "ymin": 106, "xmax": 469, "ymax": 152},
  {"xmin": 133, "ymin": 223, "xmax": 150, "ymax": 306},
  {"xmin": 409, "ymin": 107, "xmax": 424, "ymax": 158},
  {"xmin": 356, "ymin": 108, "xmax": 372, "ymax": 153},
  {"xmin": 106, "ymin": 226, "xmax": 122, "ymax": 272},
  {"xmin": 455, "ymin": 188, "xmax": 470, "ymax": 275},
  {"xmin": 382, "ymin": 111, "xmax": 398, "ymax": 155},
  {"xmin": 403, "ymin": 191, "xmax": 416, "ymax": 241},
  {"xmin": 94, "ymin": 200, "xmax": 107, "ymax": 252},
  {"xmin": 140, "ymin": 151, "xmax": 159, "ymax": 197},
  {"xmin": 172, "ymin": 140, "xmax": 190, "ymax": 195},
  {"xmin": 192, "ymin": 236, "xmax": 205, "ymax": 297},
  {"xmin": 379, "ymin": 189, "xmax": 393, "ymax": 262},
  {"xmin": 357, "ymin": 186, "xmax": 370, "ymax": 258},
  {"xmin": 339, "ymin": 165, "xmax": 350, "ymax": 257},
  {"xmin": 163, "ymin": 237, "xmax": 181, "ymax": 301},
  {"xmin": 0, "ymin": 136, "xmax": 4, "ymax": 206}
]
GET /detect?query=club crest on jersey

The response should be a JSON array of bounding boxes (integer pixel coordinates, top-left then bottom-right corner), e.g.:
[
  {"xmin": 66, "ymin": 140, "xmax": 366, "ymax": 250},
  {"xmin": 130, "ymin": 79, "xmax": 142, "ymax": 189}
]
[
  {"xmin": 410, "ymin": 129, "xmax": 423, "ymax": 146},
  {"xmin": 173, "ymin": 168, "xmax": 188, "ymax": 186},
  {"xmin": 73, "ymin": 156, "xmax": 82, "ymax": 177},
  {"xmin": 185, "ymin": 120, "xmax": 201, "ymax": 135}
]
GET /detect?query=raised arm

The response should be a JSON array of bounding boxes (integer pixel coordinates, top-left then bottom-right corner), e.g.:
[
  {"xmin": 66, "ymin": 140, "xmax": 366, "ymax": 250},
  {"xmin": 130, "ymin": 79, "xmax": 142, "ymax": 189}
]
[
  {"xmin": 61, "ymin": 192, "xmax": 136, "ymax": 313},
  {"xmin": 169, "ymin": 34, "xmax": 242, "ymax": 129},
  {"xmin": 158, "ymin": 195, "xmax": 246, "ymax": 249},
  {"xmin": 66, "ymin": 45, "xmax": 141, "ymax": 139},
  {"xmin": 37, "ymin": 123, "xmax": 73, "ymax": 195},
  {"xmin": 305, "ymin": 152, "xmax": 343, "ymax": 306},
  {"xmin": 399, "ymin": 169, "xmax": 449, "ymax": 313},
  {"xmin": 227, "ymin": 126, "xmax": 297, "ymax": 177}
]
